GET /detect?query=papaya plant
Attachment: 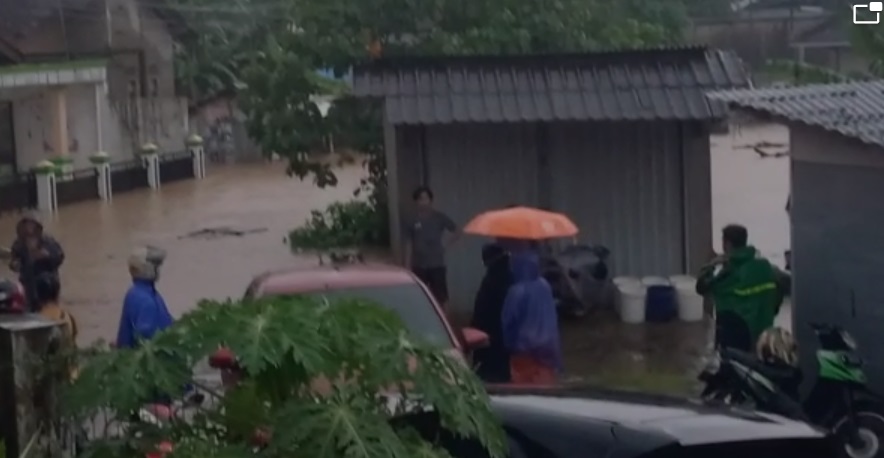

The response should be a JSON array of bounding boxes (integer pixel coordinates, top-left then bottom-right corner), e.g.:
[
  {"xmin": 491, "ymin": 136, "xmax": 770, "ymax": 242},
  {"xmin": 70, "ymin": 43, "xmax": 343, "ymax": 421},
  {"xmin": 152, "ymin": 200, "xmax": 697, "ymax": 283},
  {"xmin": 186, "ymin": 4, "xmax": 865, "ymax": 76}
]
[{"xmin": 63, "ymin": 296, "xmax": 505, "ymax": 458}]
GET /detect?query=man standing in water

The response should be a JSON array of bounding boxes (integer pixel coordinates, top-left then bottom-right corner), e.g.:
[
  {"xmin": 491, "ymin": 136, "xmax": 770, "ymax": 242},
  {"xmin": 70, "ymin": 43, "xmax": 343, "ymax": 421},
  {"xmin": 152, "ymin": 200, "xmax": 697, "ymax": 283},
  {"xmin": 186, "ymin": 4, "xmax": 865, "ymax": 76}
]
[
  {"xmin": 8, "ymin": 212, "xmax": 65, "ymax": 310},
  {"xmin": 696, "ymin": 224, "xmax": 788, "ymax": 352},
  {"xmin": 116, "ymin": 245, "xmax": 174, "ymax": 348},
  {"xmin": 404, "ymin": 186, "xmax": 459, "ymax": 309}
]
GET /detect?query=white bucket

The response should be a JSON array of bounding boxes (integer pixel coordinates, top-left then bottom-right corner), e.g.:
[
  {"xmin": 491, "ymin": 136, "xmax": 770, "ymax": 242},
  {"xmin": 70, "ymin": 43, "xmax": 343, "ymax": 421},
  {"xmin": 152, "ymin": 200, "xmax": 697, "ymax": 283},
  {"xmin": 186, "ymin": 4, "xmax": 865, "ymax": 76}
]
[
  {"xmin": 669, "ymin": 275, "xmax": 695, "ymax": 286},
  {"xmin": 641, "ymin": 276, "xmax": 669, "ymax": 287},
  {"xmin": 673, "ymin": 278, "xmax": 704, "ymax": 322},
  {"xmin": 619, "ymin": 283, "xmax": 646, "ymax": 323}
]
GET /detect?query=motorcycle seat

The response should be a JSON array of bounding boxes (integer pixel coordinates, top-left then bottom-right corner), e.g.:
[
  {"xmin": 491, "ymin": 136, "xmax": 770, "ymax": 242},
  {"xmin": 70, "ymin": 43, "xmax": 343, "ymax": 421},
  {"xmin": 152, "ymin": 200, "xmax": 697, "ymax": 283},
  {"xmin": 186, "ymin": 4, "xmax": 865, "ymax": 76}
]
[{"xmin": 720, "ymin": 347, "xmax": 802, "ymax": 393}]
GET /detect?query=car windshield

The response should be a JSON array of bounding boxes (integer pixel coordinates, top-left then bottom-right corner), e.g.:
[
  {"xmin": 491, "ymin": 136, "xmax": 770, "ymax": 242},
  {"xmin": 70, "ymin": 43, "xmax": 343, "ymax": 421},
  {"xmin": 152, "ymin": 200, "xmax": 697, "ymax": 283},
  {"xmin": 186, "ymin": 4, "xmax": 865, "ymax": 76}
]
[{"xmin": 305, "ymin": 284, "xmax": 454, "ymax": 348}]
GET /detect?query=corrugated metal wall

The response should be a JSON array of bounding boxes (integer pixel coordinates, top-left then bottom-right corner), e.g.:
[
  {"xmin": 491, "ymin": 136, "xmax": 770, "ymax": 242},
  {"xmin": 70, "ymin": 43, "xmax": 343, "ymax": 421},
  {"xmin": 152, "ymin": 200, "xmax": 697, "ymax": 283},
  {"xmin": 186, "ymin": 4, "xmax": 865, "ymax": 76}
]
[
  {"xmin": 792, "ymin": 159, "xmax": 884, "ymax": 392},
  {"xmin": 421, "ymin": 123, "xmax": 540, "ymax": 311},
  {"xmin": 403, "ymin": 121, "xmax": 691, "ymax": 312},
  {"xmin": 547, "ymin": 121, "xmax": 685, "ymax": 277}
]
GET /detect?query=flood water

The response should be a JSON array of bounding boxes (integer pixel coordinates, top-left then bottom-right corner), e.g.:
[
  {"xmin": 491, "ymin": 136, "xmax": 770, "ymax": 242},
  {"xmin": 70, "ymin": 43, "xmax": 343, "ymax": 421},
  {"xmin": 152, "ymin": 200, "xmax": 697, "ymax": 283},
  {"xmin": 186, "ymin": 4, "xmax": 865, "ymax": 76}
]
[
  {"xmin": 0, "ymin": 161, "xmax": 362, "ymax": 345},
  {"xmin": 0, "ymin": 127, "xmax": 792, "ymax": 394}
]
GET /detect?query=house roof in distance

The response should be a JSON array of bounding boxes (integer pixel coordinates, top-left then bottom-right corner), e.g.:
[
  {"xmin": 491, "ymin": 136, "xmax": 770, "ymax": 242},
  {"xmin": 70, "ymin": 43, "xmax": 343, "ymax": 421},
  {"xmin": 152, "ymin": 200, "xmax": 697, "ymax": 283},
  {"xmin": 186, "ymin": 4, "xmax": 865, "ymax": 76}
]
[{"xmin": 353, "ymin": 46, "xmax": 750, "ymax": 124}]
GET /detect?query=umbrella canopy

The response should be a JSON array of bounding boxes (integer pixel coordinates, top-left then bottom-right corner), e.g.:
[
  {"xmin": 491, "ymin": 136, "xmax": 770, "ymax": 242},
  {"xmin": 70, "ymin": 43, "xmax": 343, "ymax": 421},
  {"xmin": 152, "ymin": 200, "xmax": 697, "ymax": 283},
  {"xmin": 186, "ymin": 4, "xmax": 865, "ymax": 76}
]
[{"xmin": 463, "ymin": 206, "xmax": 578, "ymax": 240}]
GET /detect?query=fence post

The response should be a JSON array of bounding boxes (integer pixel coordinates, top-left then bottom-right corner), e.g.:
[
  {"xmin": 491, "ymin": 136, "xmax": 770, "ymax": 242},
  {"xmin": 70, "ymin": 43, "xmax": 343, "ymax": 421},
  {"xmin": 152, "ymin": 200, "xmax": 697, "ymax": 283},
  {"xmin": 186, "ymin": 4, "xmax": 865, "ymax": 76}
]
[
  {"xmin": 50, "ymin": 156, "xmax": 74, "ymax": 182},
  {"xmin": 186, "ymin": 134, "xmax": 205, "ymax": 179},
  {"xmin": 90, "ymin": 151, "xmax": 112, "ymax": 201},
  {"xmin": 33, "ymin": 161, "xmax": 58, "ymax": 214},
  {"xmin": 0, "ymin": 315, "xmax": 65, "ymax": 457},
  {"xmin": 140, "ymin": 142, "xmax": 161, "ymax": 189}
]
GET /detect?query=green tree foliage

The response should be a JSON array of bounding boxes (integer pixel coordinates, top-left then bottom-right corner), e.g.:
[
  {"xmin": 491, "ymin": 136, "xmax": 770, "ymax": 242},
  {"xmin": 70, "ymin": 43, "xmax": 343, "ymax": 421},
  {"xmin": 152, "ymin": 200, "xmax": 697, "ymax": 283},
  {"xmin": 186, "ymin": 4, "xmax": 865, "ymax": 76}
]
[
  {"xmin": 170, "ymin": 0, "xmax": 694, "ymax": 245},
  {"xmin": 64, "ymin": 296, "xmax": 505, "ymax": 457}
]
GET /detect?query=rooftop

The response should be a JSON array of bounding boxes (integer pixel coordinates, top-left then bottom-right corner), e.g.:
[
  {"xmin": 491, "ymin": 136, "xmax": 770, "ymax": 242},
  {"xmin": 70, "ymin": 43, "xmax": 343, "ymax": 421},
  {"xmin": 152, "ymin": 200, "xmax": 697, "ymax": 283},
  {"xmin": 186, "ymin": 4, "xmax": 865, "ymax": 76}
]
[
  {"xmin": 708, "ymin": 80, "xmax": 884, "ymax": 147},
  {"xmin": 353, "ymin": 46, "xmax": 750, "ymax": 124}
]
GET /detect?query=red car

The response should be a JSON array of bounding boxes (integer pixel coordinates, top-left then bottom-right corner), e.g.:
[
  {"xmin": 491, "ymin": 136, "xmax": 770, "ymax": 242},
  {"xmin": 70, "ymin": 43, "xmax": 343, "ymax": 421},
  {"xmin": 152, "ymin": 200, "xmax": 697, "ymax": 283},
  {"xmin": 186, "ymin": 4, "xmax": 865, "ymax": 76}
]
[{"xmin": 209, "ymin": 262, "xmax": 489, "ymax": 381}]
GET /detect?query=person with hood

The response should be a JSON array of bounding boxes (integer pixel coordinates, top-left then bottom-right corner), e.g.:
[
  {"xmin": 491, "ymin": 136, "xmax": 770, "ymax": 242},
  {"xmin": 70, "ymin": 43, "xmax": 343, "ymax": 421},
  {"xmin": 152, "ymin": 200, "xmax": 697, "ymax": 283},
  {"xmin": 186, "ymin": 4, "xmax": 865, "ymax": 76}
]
[
  {"xmin": 8, "ymin": 212, "xmax": 65, "ymax": 310},
  {"xmin": 470, "ymin": 243, "xmax": 514, "ymax": 383},
  {"xmin": 116, "ymin": 245, "xmax": 174, "ymax": 349},
  {"xmin": 696, "ymin": 224, "xmax": 789, "ymax": 352},
  {"xmin": 501, "ymin": 250, "xmax": 563, "ymax": 384}
]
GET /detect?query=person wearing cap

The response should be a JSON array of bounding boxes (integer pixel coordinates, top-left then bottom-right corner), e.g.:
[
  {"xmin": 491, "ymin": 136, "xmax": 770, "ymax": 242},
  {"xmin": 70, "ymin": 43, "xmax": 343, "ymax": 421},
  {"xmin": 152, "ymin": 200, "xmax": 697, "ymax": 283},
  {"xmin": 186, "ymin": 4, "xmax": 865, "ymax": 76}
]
[{"xmin": 116, "ymin": 245, "xmax": 174, "ymax": 349}]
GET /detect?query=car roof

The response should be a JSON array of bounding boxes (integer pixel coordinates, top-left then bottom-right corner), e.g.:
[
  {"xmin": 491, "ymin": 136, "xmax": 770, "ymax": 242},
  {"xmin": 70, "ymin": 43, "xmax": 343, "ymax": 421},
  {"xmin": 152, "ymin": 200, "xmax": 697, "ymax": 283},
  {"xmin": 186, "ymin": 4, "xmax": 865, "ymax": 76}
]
[
  {"xmin": 487, "ymin": 386, "xmax": 825, "ymax": 446},
  {"xmin": 253, "ymin": 262, "xmax": 418, "ymax": 296}
]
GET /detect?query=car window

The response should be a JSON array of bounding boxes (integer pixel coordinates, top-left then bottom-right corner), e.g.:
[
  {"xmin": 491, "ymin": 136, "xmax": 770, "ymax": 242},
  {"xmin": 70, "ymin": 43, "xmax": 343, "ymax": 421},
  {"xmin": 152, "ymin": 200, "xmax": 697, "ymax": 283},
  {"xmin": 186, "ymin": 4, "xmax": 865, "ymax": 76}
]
[{"xmin": 306, "ymin": 284, "xmax": 454, "ymax": 348}]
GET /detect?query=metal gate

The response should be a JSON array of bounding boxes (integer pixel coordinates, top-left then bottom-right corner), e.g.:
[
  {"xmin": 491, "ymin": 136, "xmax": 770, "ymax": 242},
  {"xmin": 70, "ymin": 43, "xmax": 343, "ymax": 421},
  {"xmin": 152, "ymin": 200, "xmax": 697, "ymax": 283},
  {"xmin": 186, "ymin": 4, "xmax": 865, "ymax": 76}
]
[
  {"xmin": 0, "ymin": 173, "xmax": 36, "ymax": 214},
  {"xmin": 56, "ymin": 169, "xmax": 99, "ymax": 206},
  {"xmin": 110, "ymin": 159, "xmax": 149, "ymax": 194},
  {"xmin": 159, "ymin": 152, "xmax": 194, "ymax": 183}
]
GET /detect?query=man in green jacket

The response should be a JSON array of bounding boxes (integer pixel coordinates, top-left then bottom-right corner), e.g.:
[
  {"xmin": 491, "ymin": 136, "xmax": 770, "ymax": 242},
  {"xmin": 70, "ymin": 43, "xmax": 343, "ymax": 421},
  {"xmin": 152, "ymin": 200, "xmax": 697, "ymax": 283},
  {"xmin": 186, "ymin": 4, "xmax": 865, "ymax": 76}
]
[{"xmin": 696, "ymin": 224, "xmax": 789, "ymax": 352}]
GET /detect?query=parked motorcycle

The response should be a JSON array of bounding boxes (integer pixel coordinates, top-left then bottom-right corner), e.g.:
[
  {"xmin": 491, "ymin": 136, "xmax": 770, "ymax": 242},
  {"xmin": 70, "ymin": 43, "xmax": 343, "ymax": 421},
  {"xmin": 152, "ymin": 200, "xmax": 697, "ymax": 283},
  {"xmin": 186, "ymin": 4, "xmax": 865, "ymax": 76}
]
[
  {"xmin": 540, "ymin": 243, "xmax": 614, "ymax": 317},
  {"xmin": 700, "ymin": 323, "xmax": 884, "ymax": 458}
]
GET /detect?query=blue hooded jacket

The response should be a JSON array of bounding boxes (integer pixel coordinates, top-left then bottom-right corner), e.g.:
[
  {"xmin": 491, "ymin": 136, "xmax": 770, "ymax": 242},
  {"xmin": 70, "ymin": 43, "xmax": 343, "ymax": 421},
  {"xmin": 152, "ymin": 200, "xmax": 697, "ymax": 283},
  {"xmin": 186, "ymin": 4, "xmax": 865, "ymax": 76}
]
[
  {"xmin": 116, "ymin": 279, "xmax": 174, "ymax": 348},
  {"xmin": 501, "ymin": 251, "xmax": 563, "ymax": 371}
]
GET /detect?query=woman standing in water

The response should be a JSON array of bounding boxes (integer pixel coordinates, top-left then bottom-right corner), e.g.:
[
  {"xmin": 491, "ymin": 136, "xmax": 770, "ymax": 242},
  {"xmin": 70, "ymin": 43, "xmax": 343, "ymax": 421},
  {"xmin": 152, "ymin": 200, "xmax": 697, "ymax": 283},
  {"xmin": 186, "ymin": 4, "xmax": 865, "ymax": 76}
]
[{"xmin": 501, "ymin": 250, "xmax": 562, "ymax": 384}]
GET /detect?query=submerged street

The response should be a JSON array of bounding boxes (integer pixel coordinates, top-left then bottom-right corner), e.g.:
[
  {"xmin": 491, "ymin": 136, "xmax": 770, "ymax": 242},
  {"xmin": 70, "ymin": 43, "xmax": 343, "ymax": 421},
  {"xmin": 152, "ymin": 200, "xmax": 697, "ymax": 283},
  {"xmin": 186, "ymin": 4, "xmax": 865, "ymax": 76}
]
[{"xmin": 0, "ymin": 151, "xmax": 790, "ymax": 393}]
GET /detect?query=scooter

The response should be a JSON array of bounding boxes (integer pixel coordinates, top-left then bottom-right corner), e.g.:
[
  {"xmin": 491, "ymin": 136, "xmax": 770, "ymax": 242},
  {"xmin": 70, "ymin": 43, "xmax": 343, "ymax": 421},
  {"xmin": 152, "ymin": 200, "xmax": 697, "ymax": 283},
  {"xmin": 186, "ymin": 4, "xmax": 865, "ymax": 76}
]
[
  {"xmin": 699, "ymin": 323, "xmax": 884, "ymax": 458},
  {"xmin": 540, "ymin": 243, "xmax": 613, "ymax": 317}
]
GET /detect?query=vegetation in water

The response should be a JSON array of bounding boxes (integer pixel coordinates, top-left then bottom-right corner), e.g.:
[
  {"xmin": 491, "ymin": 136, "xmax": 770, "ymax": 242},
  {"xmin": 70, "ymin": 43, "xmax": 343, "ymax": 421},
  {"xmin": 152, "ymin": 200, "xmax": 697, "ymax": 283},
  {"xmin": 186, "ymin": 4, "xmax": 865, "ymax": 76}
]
[{"xmin": 63, "ymin": 296, "xmax": 505, "ymax": 458}]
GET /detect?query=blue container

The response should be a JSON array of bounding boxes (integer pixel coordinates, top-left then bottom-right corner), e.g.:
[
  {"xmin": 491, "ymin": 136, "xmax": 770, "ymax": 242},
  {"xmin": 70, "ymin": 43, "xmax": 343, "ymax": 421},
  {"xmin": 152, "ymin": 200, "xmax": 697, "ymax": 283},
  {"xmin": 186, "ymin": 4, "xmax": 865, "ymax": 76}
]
[{"xmin": 645, "ymin": 285, "xmax": 677, "ymax": 323}]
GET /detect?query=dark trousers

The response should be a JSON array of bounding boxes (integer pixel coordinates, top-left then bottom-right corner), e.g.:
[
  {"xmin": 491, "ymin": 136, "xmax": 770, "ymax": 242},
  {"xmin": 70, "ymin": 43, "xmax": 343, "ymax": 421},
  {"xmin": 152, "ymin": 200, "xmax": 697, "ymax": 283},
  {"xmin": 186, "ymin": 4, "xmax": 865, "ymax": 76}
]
[
  {"xmin": 715, "ymin": 311, "xmax": 753, "ymax": 352},
  {"xmin": 413, "ymin": 267, "xmax": 449, "ymax": 304}
]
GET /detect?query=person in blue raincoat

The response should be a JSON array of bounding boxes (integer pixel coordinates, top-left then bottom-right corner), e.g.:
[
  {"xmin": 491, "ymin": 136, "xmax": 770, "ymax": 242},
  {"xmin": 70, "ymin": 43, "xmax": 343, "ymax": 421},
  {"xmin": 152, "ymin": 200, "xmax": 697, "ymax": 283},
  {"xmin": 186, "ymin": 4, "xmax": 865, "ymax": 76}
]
[
  {"xmin": 116, "ymin": 245, "xmax": 174, "ymax": 348},
  {"xmin": 501, "ymin": 250, "xmax": 563, "ymax": 384}
]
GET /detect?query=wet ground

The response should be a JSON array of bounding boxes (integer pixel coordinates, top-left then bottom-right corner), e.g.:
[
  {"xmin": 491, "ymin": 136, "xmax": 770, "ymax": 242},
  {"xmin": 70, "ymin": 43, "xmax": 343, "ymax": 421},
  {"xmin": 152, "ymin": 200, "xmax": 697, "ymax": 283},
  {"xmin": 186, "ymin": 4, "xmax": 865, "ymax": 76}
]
[{"xmin": 0, "ymin": 142, "xmax": 791, "ymax": 395}]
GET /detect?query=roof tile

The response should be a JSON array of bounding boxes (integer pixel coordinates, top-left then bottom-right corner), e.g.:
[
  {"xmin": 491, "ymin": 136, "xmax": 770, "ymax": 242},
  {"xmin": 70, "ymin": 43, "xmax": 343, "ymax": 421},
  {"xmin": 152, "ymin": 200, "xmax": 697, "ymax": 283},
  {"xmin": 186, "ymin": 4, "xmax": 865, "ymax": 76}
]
[{"xmin": 354, "ymin": 47, "xmax": 749, "ymax": 124}]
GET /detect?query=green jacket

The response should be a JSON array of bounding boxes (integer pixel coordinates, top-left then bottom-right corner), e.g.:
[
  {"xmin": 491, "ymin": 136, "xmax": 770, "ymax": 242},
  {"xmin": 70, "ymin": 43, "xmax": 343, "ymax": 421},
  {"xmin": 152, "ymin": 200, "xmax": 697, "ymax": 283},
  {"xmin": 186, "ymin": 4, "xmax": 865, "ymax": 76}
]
[{"xmin": 696, "ymin": 246, "xmax": 788, "ymax": 344}]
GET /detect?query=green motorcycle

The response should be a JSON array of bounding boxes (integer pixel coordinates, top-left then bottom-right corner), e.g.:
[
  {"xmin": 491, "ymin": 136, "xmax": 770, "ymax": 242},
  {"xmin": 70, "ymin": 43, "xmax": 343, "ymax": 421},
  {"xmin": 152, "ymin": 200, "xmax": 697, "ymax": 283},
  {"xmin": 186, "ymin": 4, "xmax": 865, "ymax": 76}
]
[{"xmin": 700, "ymin": 323, "xmax": 884, "ymax": 458}]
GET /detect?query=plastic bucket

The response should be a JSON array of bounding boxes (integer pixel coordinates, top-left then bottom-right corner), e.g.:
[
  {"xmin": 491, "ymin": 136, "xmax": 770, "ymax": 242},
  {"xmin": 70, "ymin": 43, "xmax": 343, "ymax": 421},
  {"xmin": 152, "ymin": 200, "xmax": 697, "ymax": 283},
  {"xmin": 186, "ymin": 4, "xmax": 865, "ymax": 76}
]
[
  {"xmin": 619, "ymin": 282, "xmax": 646, "ymax": 323},
  {"xmin": 641, "ymin": 276, "xmax": 669, "ymax": 287},
  {"xmin": 673, "ymin": 279, "xmax": 704, "ymax": 322},
  {"xmin": 669, "ymin": 275, "xmax": 695, "ymax": 286},
  {"xmin": 645, "ymin": 285, "xmax": 677, "ymax": 323}
]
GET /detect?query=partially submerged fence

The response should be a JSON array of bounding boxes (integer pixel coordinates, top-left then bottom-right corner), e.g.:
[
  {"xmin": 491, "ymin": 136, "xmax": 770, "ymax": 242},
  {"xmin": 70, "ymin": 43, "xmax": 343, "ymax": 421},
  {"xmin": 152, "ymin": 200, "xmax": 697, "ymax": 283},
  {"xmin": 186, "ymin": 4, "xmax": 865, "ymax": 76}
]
[
  {"xmin": 21, "ymin": 136, "xmax": 207, "ymax": 215},
  {"xmin": 0, "ymin": 173, "xmax": 36, "ymax": 214}
]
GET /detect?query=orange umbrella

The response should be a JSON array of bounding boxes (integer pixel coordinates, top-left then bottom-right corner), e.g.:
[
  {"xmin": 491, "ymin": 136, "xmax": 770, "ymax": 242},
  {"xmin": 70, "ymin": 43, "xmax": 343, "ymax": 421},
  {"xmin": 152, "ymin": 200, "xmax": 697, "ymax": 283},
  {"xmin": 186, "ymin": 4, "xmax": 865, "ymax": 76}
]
[{"xmin": 463, "ymin": 206, "xmax": 578, "ymax": 240}]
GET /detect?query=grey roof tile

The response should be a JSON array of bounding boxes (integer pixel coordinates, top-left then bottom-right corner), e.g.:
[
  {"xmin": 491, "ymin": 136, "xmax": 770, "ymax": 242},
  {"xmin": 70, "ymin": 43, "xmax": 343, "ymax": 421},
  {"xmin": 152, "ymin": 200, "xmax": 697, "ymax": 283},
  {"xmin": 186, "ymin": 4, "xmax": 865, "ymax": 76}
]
[
  {"xmin": 708, "ymin": 81, "xmax": 884, "ymax": 147},
  {"xmin": 353, "ymin": 47, "xmax": 749, "ymax": 124}
]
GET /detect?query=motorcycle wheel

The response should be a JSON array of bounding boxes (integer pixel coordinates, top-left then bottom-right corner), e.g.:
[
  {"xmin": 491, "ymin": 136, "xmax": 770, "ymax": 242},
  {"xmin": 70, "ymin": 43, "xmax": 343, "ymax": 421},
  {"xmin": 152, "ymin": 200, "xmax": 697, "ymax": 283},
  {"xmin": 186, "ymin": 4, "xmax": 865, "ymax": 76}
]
[{"xmin": 832, "ymin": 408, "xmax": 884, "ymax": 458}]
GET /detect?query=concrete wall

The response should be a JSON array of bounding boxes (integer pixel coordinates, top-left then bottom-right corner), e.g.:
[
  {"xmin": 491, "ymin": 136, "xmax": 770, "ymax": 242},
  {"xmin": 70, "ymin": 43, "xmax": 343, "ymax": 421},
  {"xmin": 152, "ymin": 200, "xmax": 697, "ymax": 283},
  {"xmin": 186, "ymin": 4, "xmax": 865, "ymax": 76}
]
[
  {"xmin": 710, "ymin": 117, "xmax": 791, "ymax": 267},
  {"xmin": 790, "ymin": 125, "xmax": 884, "ymax": 391},
  {"xmin": 391, "ymin": 121, "xmax": 711, "ymax": 311},
  {"xmin": 9, "ymin": 84, "xmax": 161, "ymax": 171}
]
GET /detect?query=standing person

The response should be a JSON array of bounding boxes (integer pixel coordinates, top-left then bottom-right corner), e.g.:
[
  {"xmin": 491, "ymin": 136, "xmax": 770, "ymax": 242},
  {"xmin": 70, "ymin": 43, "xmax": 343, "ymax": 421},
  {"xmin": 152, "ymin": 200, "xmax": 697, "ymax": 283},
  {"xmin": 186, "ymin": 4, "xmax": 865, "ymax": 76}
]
[
  {"xmin": 696, "ymin": 224, "xmax": 788, "ymax": 352},
  {"xmin": 7, "ymin": 212, "xmax": 65, "ymax": 310},
  {"xmin": 116, "ymin": 245, "xmax": 174, "ymax": 349},
  {"xmin": 471, "ymin": 243, "xmax": 513, "ymax": 383},
  {"xmin": 403, "ymin": 186, "xmax": 459, "ymax": 308},
  {"xmin": 501, "ymin": 250, "xmax": 562, "ymax": 384}
]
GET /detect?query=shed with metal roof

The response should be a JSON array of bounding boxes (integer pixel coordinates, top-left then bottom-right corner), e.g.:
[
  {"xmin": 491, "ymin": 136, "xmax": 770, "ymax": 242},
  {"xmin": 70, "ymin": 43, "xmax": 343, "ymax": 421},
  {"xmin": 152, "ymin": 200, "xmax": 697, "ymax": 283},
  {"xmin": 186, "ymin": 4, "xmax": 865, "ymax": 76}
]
[
  {"xmin": 709, "ymin": 80, "xmax": 884, "ymax": 389},
  {"xmin": 354, "ymin": 46, "xmax": 750, "ymax": 311}
]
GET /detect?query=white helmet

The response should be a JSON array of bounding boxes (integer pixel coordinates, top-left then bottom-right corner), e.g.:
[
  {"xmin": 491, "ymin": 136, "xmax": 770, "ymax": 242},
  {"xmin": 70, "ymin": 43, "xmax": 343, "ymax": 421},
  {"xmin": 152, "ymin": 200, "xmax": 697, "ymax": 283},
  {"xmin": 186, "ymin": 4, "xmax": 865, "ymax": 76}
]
[{"xmin": 128, "ymin": 245, "xmax": 166, "ymax": 281}]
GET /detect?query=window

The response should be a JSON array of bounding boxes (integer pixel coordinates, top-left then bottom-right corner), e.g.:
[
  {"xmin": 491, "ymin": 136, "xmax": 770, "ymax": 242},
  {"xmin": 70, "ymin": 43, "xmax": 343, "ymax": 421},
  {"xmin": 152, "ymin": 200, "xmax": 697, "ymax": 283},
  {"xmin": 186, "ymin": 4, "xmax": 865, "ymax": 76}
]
[{"xmin": 305, "ymin": 284, "xmax": 454, "ymax": 348}]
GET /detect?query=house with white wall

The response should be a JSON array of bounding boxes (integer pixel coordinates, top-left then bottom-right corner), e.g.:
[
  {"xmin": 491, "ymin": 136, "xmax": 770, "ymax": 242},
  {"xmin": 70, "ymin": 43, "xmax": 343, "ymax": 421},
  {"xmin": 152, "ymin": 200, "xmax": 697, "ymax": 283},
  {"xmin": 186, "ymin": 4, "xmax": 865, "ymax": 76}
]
[{"xmin": 0, "ymin": 0, "xmax": 189, "ymax": 178}]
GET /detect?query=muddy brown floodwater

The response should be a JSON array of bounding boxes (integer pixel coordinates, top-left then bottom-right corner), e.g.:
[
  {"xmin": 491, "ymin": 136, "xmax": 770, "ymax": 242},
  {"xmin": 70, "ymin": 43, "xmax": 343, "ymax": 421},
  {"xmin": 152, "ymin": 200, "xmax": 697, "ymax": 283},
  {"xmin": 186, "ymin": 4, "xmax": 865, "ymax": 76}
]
[
  {"xmin": 1, "ymin": 159, "xmax": 790, "ymax": 395},
  {"xmin": 0, "ymin": 161, "xmax": 362, "ymax": 345}
]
